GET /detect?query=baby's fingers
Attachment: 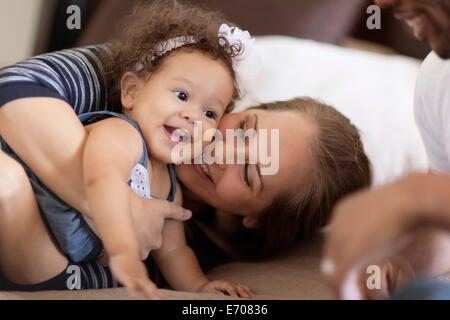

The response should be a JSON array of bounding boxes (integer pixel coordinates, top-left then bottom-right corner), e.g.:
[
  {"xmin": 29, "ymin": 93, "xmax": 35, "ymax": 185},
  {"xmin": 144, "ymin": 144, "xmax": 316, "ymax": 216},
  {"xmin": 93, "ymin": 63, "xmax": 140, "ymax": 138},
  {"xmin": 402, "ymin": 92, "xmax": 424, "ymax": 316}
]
[
  {"xmin": 136, "ymin": 278, "xmax": 163, "ymax": 300},
  {"xmin": 124, "ymin": 277, "xmax": 161, "ymax": 300},
  {"xmin": 235, "ymin": 284, "xmax": 254, "ymax": 298},
  {"xmin": 214, "ymin": 281, "xmax": 239, "ymax": 297}
]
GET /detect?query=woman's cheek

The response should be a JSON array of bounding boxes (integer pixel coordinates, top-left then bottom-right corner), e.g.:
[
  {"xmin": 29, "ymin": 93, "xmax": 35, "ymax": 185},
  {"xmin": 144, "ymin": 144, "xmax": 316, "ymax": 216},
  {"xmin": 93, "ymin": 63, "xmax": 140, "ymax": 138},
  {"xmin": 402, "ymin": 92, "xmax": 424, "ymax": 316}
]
[{"xmin": 213, "ymin": 180, "xmax": 244, "ymax": 204}]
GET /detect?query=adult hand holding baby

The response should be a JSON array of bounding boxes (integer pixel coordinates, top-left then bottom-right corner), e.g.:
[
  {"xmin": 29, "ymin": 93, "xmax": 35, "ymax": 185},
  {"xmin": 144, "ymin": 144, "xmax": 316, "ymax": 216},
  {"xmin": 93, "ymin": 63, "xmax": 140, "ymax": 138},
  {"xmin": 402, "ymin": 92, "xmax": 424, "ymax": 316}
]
[{"xmin": 130, "ymin": 192, "xmax": 192, "ymax": 260}]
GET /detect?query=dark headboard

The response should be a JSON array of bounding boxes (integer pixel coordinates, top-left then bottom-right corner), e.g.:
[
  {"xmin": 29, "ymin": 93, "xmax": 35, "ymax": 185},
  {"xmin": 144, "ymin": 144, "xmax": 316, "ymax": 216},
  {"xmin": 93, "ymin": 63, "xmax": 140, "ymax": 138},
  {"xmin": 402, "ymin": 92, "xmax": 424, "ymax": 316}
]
[
  {"xmin": 77, "ymin": 0, "xmax": 367, "ymax": 46},
  {"xmin": 42, "ymin": 0, "xmax": 430, "ymax": 59}
]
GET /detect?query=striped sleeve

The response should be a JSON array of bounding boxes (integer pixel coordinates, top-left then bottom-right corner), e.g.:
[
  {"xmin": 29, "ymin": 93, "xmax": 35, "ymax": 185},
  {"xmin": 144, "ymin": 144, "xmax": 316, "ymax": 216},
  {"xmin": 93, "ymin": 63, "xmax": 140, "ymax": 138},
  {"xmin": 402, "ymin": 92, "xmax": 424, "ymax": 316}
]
[{"xmin": 0, "ymin": 44, "xmax": 111, "ymax": 115}]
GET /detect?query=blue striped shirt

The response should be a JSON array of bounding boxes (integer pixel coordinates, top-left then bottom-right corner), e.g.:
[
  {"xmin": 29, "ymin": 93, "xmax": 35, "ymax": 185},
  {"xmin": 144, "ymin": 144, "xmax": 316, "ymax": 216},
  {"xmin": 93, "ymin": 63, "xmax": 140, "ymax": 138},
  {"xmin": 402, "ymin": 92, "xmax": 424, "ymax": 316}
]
[{"xmin": 0, "ymin": 45, "xmax": 111, "ymax": 114}]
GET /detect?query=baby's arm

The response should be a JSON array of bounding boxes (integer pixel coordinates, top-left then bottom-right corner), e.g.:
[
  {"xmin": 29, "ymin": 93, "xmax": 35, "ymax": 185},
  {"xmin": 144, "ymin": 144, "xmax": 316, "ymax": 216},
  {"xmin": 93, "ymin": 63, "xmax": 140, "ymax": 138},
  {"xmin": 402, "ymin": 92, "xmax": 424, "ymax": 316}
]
[
  {"xmin": 151, "ymin": 187, "xmax": 253, "ymax": 298},
  {"xmin": 83, "ymin": 117, "xmax": 159, "ymax": 299}
]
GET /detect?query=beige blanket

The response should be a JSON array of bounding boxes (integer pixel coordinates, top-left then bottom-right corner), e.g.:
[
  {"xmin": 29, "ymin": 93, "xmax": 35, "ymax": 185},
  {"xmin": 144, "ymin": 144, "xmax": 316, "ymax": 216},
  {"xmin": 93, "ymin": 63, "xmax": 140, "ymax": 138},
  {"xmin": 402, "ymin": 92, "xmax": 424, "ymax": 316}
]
[{"xmin": 0, "ymin": 235, "xmax": 333, "ymax": 300}]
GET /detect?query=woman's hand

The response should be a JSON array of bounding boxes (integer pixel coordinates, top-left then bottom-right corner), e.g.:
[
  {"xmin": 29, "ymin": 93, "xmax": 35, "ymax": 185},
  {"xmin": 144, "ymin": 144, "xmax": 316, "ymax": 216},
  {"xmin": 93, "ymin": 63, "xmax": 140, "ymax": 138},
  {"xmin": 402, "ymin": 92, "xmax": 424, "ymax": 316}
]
[
  {"xmin": 130, "ymin": 193, "xmax": 192, "ymax": 260},
  {"xmin": 108, "ymin": 252, "xmax": 162, "ymax": 300},
  {"xmin": 197, "ymin": 279, "xmax": 254, "ymax": 298}
]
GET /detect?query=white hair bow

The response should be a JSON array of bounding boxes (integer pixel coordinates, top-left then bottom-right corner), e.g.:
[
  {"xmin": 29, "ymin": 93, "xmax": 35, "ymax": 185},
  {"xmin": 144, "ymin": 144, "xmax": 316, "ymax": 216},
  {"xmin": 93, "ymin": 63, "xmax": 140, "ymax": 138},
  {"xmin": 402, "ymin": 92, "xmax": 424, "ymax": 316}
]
[{"xmin": 218, "ymin": 23, "xmax": 261, "ymax": 100}]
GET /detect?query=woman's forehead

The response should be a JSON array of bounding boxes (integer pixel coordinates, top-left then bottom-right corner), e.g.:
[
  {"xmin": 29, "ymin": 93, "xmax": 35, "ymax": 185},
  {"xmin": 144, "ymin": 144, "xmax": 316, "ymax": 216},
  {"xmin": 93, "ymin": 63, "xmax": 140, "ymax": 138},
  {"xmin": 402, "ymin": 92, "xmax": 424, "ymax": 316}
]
[{"xmin": 251, "ymin": 110, "xmax": 316, "ymax": 200}]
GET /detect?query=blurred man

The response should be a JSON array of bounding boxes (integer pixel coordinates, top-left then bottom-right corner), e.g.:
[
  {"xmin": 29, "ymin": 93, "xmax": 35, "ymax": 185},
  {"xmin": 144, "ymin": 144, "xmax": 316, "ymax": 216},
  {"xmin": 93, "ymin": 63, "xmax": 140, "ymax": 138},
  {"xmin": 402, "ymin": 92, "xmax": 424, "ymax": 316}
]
[{"xmin": 323, "ymin": 0, "xmax": 450, "ymax": 299}]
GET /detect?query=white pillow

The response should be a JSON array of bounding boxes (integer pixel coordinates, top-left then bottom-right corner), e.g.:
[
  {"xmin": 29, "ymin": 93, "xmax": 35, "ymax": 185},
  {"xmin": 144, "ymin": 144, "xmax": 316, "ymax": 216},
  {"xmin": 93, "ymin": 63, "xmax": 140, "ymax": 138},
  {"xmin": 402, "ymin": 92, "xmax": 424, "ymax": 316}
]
[{"xmin": 235, "ymin": 36, "xmax": 429, "ymax": 186}]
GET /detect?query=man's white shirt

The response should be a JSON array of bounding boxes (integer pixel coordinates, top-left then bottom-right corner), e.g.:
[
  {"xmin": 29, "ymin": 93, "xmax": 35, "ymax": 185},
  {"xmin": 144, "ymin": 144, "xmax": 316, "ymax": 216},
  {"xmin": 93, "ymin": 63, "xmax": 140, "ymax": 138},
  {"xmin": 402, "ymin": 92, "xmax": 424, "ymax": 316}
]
[{"xmin": 415, "ymin": 51, "xmax": 450, "ymax": 173}]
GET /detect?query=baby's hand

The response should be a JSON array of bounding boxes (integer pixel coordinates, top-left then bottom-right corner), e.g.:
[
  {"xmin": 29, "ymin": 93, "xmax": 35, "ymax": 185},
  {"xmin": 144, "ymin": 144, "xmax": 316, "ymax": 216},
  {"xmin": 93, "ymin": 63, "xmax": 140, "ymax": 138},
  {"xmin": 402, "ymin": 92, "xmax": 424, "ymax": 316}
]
[
  {"xmin": 109, "ymin": 253, "xmax": 162, "ymax": 300},
  {"xmin": 197, "ymin": 279, "xmax": 254, "ymax": 298}
]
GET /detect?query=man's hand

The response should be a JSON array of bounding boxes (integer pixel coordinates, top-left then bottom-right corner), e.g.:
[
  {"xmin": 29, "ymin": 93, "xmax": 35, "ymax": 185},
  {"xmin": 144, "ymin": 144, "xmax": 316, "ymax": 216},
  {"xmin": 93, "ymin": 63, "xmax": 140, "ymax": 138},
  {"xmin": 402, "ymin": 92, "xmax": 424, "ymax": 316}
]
[
  {"xmin": 197, "ymin": 279, "xmax": 254, "ymax": 298},
  {"xmin": 356, "ymin": 256, "xmax": 415, "ymax": 300},
  {"xmin": 130, "ymin": 193, "xmax": 192, "ymax": 260},
  {"xmin": 322, "ymin": 177, "xmax": 419, "ymax": 299},
  {"xmin": 323, "ymin": 173, "xmax": 450, "ymax": 299}
]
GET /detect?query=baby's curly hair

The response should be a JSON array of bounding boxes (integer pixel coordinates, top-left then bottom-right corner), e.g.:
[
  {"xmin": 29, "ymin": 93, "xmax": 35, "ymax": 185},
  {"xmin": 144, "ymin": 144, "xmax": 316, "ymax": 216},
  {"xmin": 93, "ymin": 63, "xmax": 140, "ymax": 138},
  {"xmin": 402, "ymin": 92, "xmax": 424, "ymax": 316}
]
[{"xmin": 102, "ymin": 0, "xmax": 243, "ymax": 112}]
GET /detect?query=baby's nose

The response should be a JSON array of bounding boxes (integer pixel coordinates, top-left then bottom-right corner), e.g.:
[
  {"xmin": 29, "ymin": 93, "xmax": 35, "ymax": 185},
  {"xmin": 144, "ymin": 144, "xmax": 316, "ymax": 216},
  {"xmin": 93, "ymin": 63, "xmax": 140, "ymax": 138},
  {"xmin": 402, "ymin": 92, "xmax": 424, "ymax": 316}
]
[{"xmin": 181, "ymin": 106, "xmax": 202, "ymax": 123}]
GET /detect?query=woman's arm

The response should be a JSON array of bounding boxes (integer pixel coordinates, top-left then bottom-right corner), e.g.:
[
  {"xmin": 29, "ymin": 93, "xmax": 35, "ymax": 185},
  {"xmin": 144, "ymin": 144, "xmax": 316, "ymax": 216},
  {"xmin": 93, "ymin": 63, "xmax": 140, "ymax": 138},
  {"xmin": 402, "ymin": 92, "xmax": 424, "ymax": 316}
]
[
  {"xmin": 0, "ymin": 98, "xmax": 89, "ymax": 214},
  {"xmin": 0, "ymin": 98, "xmax": 191, "ymax": 263},
  {"xmin": 0, "ymin": 46, "xmax": 191, "ymax": 256},
  {"xmin": 0, "ymin": 45, "xmax": 110, "ymax": 213}
]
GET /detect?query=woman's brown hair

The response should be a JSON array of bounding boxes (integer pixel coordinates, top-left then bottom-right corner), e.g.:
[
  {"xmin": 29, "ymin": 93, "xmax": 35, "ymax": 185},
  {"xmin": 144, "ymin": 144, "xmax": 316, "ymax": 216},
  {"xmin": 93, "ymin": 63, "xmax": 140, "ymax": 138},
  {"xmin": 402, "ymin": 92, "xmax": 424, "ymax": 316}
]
[
  {"xmin": 102, "ymin": 0, "xmax": 242, "ymax": 111},
  {"xmin": 236, "ymin": 97, "xmax": 372, "ymax": 259}
]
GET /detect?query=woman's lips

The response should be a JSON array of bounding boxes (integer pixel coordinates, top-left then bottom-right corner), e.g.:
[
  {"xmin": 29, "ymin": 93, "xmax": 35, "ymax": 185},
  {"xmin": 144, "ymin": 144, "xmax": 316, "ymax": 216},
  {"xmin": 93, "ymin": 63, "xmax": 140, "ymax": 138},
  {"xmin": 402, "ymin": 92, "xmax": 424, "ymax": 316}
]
[{"xmin": 194, "ymin": 163, "xmax": 213, "ymax": 183}]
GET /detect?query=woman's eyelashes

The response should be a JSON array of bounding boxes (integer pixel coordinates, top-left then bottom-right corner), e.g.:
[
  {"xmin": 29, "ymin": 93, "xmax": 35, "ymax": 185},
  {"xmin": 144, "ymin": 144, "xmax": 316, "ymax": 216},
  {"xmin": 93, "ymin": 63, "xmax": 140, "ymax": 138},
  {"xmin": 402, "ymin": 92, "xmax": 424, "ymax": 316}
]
[
  {"xmin": 243, "ymin": 163, "xmax": 251, "ymax": 188},
  {"xmin": 239, "ymin": 118, "xmax": 252, "ymax": 189}
]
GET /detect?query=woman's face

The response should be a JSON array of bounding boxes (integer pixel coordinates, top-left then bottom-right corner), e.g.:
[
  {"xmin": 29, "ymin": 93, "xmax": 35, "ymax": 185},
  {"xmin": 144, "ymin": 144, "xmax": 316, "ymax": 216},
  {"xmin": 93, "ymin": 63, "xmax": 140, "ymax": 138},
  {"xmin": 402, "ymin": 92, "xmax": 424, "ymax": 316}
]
[{"xmin": 175, "ymin": 109, "xmax": 318, "ymax": 217}]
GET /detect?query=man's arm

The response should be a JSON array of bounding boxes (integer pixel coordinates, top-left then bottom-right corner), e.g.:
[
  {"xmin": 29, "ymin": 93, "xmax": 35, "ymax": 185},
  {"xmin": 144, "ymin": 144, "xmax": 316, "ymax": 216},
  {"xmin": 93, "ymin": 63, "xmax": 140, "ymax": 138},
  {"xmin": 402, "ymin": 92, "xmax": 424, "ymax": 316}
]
[{"xmin": 323, "ymin": 172, "xmax": 450, "ymax": 299}]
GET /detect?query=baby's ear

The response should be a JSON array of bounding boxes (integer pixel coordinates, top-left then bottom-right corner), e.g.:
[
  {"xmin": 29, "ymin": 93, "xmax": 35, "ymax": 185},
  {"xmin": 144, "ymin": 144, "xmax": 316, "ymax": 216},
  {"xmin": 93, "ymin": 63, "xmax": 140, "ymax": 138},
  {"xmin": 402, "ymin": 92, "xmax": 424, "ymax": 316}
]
[
  {"xmin": 242, "ymin": 215, "xmax": 260, "ymax": 229},
  {"xmin": 120, "ymin": 72, "xmax": 144, "ymax": 110}
]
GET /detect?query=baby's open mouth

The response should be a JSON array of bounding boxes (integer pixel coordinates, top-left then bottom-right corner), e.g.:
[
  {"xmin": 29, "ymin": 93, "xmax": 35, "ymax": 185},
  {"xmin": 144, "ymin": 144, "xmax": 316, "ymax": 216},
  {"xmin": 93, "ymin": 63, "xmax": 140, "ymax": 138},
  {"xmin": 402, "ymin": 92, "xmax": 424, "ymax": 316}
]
[{"xmin": 164, "ymin": 125, "xmax": 185, "ymax": 143}]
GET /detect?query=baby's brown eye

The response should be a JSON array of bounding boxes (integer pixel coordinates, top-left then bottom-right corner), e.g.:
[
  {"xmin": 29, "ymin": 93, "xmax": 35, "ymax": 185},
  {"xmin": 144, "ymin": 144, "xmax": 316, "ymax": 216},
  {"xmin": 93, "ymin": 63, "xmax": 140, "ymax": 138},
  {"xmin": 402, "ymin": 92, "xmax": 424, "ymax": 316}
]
[
  {"xmin": 174, "ymin": 90, "xmax": 188, "ymax": 101},
  {"xmin": 204, "ymin": 110, "xmax": 216, "ymax": 119}
]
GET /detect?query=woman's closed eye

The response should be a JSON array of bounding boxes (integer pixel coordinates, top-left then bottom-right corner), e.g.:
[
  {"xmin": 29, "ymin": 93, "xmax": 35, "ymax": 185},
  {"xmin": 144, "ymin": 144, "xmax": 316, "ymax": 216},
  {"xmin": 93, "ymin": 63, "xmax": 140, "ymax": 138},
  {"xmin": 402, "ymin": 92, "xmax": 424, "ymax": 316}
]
[
  {"xmin": 239, "ymin": 118, "xmax": 251, "ymax": 188},
  {"xmin": 243, "ymin": 163, "xmax": 251, "ymax": 188},
  {"xmin": 174, "ymin": 90, "xmax": 188, "ymax": 102}
]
